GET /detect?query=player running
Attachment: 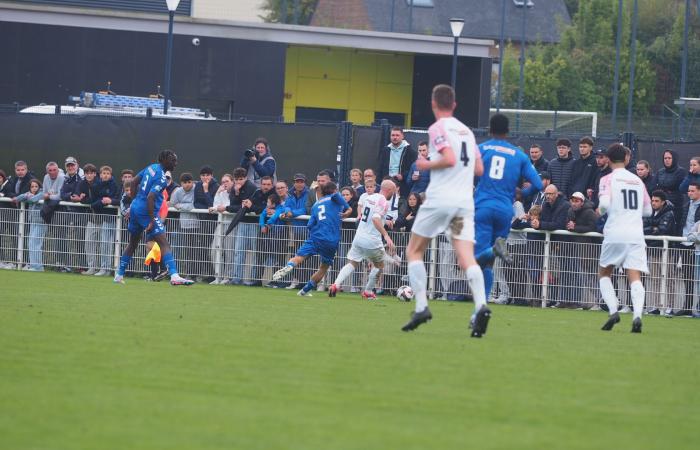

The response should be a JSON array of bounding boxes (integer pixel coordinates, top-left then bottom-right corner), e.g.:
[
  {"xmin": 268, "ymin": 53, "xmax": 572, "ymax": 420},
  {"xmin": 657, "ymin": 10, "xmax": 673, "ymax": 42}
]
[
  {"xmin": 113, "ymin": 150, "xmax": 194, "ymax": 286},
  {"xmin": 328, "ymin": 179, "xmax": 397, "ymax": 299},
  {"xmin": 272, "ymin": 181, "xmax": 350, "ymax": 296},
  {"xmin": 474, "ymin": 113, "xmax": 542, "ymax": 308},
  {"xmin": 598, "ymin": 143, "xmax": 652, "ymax": 333},
  {"xmin": 400, "ymin": 84, "xmax": 488, "ymax": 337}
]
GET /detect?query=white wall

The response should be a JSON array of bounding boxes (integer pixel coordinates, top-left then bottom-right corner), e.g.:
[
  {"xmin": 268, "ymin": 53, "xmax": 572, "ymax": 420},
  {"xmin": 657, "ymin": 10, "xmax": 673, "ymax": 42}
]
[{"xmin": 191, "ymin": 0, "xmax": 266, "ymax": 22}]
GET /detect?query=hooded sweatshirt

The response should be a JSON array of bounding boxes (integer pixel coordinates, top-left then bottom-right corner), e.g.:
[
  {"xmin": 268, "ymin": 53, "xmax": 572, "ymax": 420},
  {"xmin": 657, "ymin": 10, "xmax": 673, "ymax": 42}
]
[{"xmin": 656, "ymin": 150, "xmax": 686, "ymax": 232}]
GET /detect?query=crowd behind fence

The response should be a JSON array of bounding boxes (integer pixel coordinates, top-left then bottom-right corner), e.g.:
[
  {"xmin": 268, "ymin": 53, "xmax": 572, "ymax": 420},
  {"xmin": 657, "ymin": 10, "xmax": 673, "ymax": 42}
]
[{"xmin": 1, "ymin": 197, "xmax": 697, "ymax": 314}]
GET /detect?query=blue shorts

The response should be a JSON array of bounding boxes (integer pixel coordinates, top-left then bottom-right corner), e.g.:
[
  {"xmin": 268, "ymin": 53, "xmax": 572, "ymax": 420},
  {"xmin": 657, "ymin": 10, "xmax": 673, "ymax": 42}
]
[
  {"xmin": 128, "ymin": 211, "xmax": 166, "ymax": 242},
  {"xmin": 475, "ymin": 207, "xmax": 513, "ymax": 255},
  {"xmin": 296, "ymin": 239, "xmax": 337, "ymax": 265}
]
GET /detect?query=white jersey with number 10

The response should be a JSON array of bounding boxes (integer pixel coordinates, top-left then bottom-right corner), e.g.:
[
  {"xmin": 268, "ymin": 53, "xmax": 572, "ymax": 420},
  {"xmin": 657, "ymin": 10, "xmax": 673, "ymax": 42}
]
[
  {"xmin": 424, "ymin": 116, "xmax": 480, "ymax": 210},
  {"xmin": 598, "ymin": 168, "xmax": 652, "ymax": 244}
]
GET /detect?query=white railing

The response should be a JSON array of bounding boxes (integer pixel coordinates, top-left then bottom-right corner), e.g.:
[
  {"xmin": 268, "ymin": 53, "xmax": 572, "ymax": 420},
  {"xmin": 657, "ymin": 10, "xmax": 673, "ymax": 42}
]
[{"xmin": 0, "ymin": 197, "xmax": 697, "ymax": 311}]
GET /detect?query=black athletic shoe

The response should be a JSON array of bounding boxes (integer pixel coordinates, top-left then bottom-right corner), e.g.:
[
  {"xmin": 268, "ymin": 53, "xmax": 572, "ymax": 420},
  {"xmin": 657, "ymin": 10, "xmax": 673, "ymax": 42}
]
[
  {"xmin": 492, "ymin": 237, "xmax": 514, "ymax": 265},
  {"xmin": 471, "ymin": 305, "xmax": 492, "ymax": 338},
  {"xmin": 631, "ymin": 317, "xmax": 642, "ymax": 333},
  {"xmin": 153, "ymin": 269, "xmax": 169, "ymax": 282},
  {"xmin": 601, "ymin": 312, "xmax": 621, "ymax": 331},
  {"xmin": 401, "ymin": 307, "xmax": 433, "ymax": 332}
]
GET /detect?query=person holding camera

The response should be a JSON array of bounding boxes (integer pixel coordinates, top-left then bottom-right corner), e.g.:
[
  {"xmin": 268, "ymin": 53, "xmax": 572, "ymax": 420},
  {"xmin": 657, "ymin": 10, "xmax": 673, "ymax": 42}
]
[{"xmin": 241, "ymin": 137, "xmax": 277, "ymax": 187}]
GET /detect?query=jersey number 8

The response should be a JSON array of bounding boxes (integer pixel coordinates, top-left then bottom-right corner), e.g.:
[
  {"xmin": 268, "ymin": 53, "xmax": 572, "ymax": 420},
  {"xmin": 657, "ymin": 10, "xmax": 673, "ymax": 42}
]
[{"xmin": 489, "ymin": 156, "xmax": 506, "ymax": 180}]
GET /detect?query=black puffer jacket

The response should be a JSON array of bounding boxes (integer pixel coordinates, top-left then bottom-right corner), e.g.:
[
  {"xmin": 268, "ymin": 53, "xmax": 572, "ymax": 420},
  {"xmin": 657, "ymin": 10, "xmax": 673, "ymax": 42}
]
[
  {"xmin": 531, "ymin": 157, "xmax": 549, "ymax": 174},
  {"xmin": 547, "ymin": 153, "xmax": 576, "ymax": 197},
  {"xmin": 569, "ymin": 153, "xmax": 597, "ymax": 196},
  {"xmin": 567, "ymin": 200, "xmax": 598, "ymax": 233},
  {"xmin": 644, "ymin": 200, "xmax": 676, "ymax": 245},
  {"xmin": 656, "ymin": 150, "xmax": 685, "ymax": 219},
  {"xmin": 640, "ymin": 173, "xmax": 658, "ymax": 196}
]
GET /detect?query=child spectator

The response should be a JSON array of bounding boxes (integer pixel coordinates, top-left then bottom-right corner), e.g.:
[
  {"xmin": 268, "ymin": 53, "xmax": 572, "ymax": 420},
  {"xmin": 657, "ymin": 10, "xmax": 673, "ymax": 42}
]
[
  {"xmin": 78, "ymin": 164, "xmax": 99, "ymax": 275},
  {"xmin": 349, "ymin": 169, "xmax": 363, "ymax": 193},
  {"xmin": 255, "ymin": 192, "xmax": 287, "ymax": 286},
  {"xmin": 13, "ymin": 179, "xmax": 45, "ymax": 271},
  {"xmin": 209, "ymin": 173, "xmax": 233, "ymax": 285},
  {"xmin": 91, "ymin": 166, "xmax": 120, "ymax": 276}
]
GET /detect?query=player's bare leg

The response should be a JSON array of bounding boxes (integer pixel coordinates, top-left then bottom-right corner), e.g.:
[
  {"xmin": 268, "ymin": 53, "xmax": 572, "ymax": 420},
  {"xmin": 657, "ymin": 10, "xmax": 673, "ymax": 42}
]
[
  {"xmin": 626, "ymin": 269, "xmax": 644, "ymax": 333},
  {"xmin": 401, "ymin": 234, "xmax": 433, "ymax": 331},
  {"xmin": 329, "ymin": 260, "xmax": 359, "ymax": 297},
  {"xmin": 273, "ymin": 255, "xmax": 305, "ymax": 281},
  {"xmin": 298, "ymin": 263, "xmax": 330, "ymax": 297},
  {"xmin": 599, "ymin": 265, "xmax": 621, "ymax": 330},
  {"xmin": 453, "ymin": 238, "xmax": 490, "ymax": 338}
]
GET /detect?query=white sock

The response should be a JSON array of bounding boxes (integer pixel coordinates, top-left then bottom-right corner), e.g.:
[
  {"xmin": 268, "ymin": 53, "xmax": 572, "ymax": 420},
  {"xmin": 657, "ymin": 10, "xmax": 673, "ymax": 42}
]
[
  {"xmin": 408, "ymin": 261, "xmax": 428, "ymax": 312},
  {"xmin": 467, "ymin": 265, "xmax": 486, "ymax": 312},
  {"xmin": 170, "ymin": 272, "xmax": 179, "ymax": 279},
  {"xmin": 334, "ymin": 264, "xmax": 355, "ymax": 286},
  {"xmin": 630, "ymin": 280, "xmax": 645, "ymax": 320},
  {"xmin": 599, "ymin": 277, "xmax": 618, "ymax": 314},
  {"xmin": 365, "ymin": 267, "xmax": 381, "ymax": 292}
]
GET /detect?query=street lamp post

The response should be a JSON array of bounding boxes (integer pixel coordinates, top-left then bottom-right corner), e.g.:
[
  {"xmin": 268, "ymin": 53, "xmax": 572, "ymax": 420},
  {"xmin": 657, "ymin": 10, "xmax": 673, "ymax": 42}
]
[
  {"xmin": 450, "ymin": 18, "xmax": 464, "ymax": 93},
  {"xmin": 496, "ymin": 0, "xmax": 507, "ymax": 112},
  {"xmin": 516, "ymin": 0, "xmax": 533, "ymax": 133},
  {"xmin": 163, "ymin": 0, "xmax": 180, "ymax": 115}
]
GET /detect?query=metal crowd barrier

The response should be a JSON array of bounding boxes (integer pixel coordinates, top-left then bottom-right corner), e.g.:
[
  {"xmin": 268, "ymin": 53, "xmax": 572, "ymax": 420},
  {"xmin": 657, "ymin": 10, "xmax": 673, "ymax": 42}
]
[{"xmin": 0, "ymin": 197, "xmax": 697, "ymax": 311}]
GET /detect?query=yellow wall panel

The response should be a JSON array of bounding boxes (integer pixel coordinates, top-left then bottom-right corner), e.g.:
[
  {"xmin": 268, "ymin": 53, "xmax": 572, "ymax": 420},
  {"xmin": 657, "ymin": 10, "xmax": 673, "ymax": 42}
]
[
  {"xmin": 348, "ymin": 110, "xmax": 374, "ymax": 125},
  {"xmin": 297, "ymin": 78, "xmax": 349, "ymax": 110},
  {"xmin": 376, "ymin": 54, "xmax": 414, "ymax": 84},
  {"xmin": 297, "ymin": 47, "xmax": 351, "ymax": 80},
  {"xmin": 375, "ymin": 82, "xmax": 413, "ymax": 112}
]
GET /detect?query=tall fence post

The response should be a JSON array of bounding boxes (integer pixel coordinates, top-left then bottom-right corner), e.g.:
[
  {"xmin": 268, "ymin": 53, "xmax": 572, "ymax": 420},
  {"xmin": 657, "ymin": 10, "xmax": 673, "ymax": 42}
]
[
  {"xmin": 540, "ymin": 231, "xmax": 551, "ymax": 308},
  {"xmin": 113, "ymin": 210, "xmax": 122, "ymax": 271},
  {"xmin": 337, "ymin": 121, "xmax": 353, "ymax": 186},
  {"xmin": 16, "ymin": 203, "xmax": 26, "ymax": 269}
]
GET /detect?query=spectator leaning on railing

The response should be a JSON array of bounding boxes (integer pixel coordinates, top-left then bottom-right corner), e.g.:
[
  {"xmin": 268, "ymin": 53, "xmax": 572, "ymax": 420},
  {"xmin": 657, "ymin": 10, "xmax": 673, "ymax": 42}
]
[
  {"xmin": 208, "ymin": 173, "xmax": 233, "ymax": 285},
  {"xmin": 246, "ymin": 176, "xmax": 277, "ymax": 287},
  {"xmin": 13, "ymin": 178, "xmax": 45, "ymax": 271},
  {"xmin": 169, "ymin": 172, "xmax": 198, "ymax": 278},
  {"xmin": 685, "ymin": 217, "xmax": 700, "ymax": 318},
  {"xmin": 226, "ymin": 167, "xmax": 259, "ymax": 285},
  {"xmin": 643, "ymin": 190, "xmax": 677, "ymax": 315},
  {"xmin": 675, "ymin": 182, "xmax": 700, "ymax": 316},
  {"xmin": 90, "ymin": 166, "xmax": 120, "ymax": 277}
]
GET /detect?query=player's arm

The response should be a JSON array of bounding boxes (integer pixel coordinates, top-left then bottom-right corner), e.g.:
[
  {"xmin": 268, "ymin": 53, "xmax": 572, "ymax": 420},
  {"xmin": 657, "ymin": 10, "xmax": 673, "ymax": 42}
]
[
  {"xmin": 521, "ymin": 160, "xmax": 544, "ymax": 198},
  {"xmin": 131, "ymin": 174, "xmax": 142, "ymax": 199},
  {"xmin": 641, "ymin": 187, "xmax": 652, "ymax": 218},
  {"xmin": 371, "ymin": 214, "xmax": 394, "ymax": 249},
  {"xmin": 597, "ymin": 175, "xmax": 611, "ymax": 215},
  {"xmin": 146, "ymin": 191, "xmax": 157, "ymax": 224},
  {"xmin": 332, "ymin": 191, "xmax": 351, "ymax": 214}
]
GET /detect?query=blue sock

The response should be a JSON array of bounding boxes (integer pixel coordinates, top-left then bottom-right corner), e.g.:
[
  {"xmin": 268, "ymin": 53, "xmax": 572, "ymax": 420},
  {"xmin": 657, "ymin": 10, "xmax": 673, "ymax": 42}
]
[
  {"xmin": 117, "ymin": 254, "xmax": 131, "ymax": 276},
  {"xmin": 162, "ymin": 252, "xmax": 178, "ymax": 276},
  {"xmin": 302, "ymin": 280, "xmax": 316, "ymax": 293},
  {"xmin": 287, "ymin": 261, "xmax": 297, "ymax": 268},
  {"xmin": 483, "ymin": 267, "xmax": 494, "ymax": 301},
  {"xmin": 476, "ymin": 248, "xmax": 495, "ymax": 267}
]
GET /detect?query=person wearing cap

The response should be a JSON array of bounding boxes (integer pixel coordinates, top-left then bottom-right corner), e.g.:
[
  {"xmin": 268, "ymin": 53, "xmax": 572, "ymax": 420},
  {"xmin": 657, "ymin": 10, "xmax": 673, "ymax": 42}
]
[
  {"xmin": 164, "ymin": 170, "xmax": 179, "ymax": 197},
  {"xmin": 56, "ymin": 156, "xmax": 85, "ymax": 272},
  {"xmin": 547, "ymin": 138, "xmax": 576, "ymax": 198},
  {"xmin": 566, "ymin": 191, "xmax": 598, "ymax": 234},
  {"xmin": 590, "ymin": 148, "xmax": 611, "ymax": 206}
]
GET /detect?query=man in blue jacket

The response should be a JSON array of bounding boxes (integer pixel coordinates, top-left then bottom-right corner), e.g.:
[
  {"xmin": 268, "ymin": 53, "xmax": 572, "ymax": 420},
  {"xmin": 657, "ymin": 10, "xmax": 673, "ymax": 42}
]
[
  {"xmin": 283, "ymin": 173, "xmax": 310, "ymax": 289},
  {"xmin": 90, "ymin": 165, "xmax": 120, "ymax": 277}
]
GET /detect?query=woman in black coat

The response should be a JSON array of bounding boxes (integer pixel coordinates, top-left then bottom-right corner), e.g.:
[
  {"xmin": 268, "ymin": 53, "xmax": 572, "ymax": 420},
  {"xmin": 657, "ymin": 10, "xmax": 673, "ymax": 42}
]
[
  {"xmin": 655, "ymin": 150, "xmax": 686, "ymax": 234},
  {"xmin": 395, "ymin": 192, "xmax": 422, "ymax": 232}
]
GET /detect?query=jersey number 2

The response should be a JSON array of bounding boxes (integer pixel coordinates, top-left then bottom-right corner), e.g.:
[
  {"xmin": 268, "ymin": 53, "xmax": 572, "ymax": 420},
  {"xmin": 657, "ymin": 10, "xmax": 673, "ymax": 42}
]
[{"xmin": 317, "ymin": 204, "xmax": 326, "ymax": 220}]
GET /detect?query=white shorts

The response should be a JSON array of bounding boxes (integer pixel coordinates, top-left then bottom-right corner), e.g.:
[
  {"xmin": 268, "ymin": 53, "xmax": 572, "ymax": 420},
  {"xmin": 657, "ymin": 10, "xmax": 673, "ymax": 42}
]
[
  {"xmin": 412, "ymin": 206, "xmax": 475, "ymax": 241},
  {"xmin": 347, "ymin": 244, "xmax": 385, "ymax": 264},
  {"xmin": 599, "ymin": 242, "xmax": 649, "ymax": 273}
]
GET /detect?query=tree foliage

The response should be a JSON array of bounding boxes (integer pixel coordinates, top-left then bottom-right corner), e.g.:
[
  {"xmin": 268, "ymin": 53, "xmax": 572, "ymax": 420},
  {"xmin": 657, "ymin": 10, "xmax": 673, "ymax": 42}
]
[
  {"xmin": 497, "ymin": 0, "xmax": 699, "ymax": 115},
  {"xmin": 259, "ymin": 0, "xmax": 317, "ymax": 25}
]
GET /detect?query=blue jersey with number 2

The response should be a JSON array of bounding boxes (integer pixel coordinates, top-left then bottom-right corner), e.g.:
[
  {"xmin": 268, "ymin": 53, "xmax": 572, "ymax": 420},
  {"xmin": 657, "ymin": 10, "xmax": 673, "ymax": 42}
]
[
  {"xmin": 131, "ymin": 163, "xmax": 167, "ymax": 216},
  {"xmin": 475, "ymin": 139, "xmax": 542, "ymax": 211},
  {"xmin": 307, "ymin": 192, "xmax": 350, "ymax": 244}
]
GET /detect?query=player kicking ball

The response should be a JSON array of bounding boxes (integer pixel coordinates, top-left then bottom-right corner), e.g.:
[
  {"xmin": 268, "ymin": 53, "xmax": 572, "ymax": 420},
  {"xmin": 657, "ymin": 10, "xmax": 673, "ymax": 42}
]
[
  {"xmin": 328, "ymin": 179, "xmax": 397, "ymax": 300},
  {"xmin": 272, "ymin": 181, "xmax": 350, "ymax": 296},
  {"xmin": 113, "ymin": 150, "xmax": 194, "ymax": 286},
  {"xmin": 597, "ymin": 143, "xmax": 651, "ymax": 333},
  {"xmin": 400, "ymin": 84, "xmax": 489, "ymax": 337}
]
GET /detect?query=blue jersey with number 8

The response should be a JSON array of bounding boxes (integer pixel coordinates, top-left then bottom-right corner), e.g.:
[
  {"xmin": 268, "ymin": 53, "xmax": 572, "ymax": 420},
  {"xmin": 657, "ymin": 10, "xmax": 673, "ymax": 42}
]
[{"xmin": 475, "ymin": 139, "xmax": 541, "ymax": 211}]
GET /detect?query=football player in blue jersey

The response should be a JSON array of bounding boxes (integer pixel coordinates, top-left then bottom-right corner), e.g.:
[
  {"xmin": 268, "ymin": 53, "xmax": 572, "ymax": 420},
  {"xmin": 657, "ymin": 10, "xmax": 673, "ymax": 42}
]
[
  {"xmin": 474, "ymin": 114, "xmax": 542, "ymax": 304},
  {"xmin": 272, "ymin": 181, "xmax": 350, "ymax": 296},
  {"xmin": 113, "ymin": 150, "xmax": 194, "ymax": 286}
]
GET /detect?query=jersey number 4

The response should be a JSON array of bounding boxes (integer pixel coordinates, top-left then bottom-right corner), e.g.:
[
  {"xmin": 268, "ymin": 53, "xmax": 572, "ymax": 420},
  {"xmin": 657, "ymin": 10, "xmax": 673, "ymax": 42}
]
[
  {"xmin": 460, "ymin": 142, "xmax": 469, "ymax": 166},
  {"xmin": 621, "ymin": 189, "xmax": 638, "ymax": 210}
]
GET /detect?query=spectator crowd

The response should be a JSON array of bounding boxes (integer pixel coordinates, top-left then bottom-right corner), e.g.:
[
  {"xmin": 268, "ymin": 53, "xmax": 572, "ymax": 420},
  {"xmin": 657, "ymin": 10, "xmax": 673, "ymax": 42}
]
[{"xmin": 0, "ymin": 130, "xmax": 698, "ymax": 316}]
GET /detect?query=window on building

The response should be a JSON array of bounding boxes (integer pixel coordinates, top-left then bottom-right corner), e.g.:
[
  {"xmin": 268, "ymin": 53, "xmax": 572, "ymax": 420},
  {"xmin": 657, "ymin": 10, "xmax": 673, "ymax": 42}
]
[
  {"xmin": 296, "ymin": 107, "xmax": 347, "ymax": 123},
  {"xmin": 406, "ymin": 0, "xmax": 434, "ymax": 7}
]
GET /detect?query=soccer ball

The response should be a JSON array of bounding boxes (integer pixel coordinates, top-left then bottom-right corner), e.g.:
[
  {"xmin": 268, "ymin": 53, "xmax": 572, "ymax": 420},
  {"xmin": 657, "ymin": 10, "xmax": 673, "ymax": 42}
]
[{"xmin": 396, "ymin": 285, "xmax": 414, "ymax": 301}]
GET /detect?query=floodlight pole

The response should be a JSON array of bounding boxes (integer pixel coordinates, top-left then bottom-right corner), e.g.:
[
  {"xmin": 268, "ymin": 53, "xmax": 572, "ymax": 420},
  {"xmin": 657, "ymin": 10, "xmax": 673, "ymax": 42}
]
[
  {"xmin": 163, "ymin": 9, "xmax": 175, "ymax": 115},
  {"xmin": 496, "ymin": 0, "xmax": 507, "ymax": 112},
  {"xmin": 516, "ymin": 1, "xmax": 533, "ymax": 133},
  {"xmin": 626, "ymin": 0, "xmax": 639, "ymax": 132},
  {"xmin": 679, "ymin": 0, "xmax": 691, "ymax": 138},
  {"xmin": 451, "ymin": 36, "xmax": 459, "ymax": 91},
  {"xmin": 611, "ymin": 0, "xmax": 623, "ymax": 135}
]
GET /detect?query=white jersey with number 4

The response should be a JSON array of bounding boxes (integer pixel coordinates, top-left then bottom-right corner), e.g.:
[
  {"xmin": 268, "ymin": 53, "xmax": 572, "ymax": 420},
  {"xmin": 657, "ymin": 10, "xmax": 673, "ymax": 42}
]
[
  {"xmin": 354, "ymin": 193, "xmax": 389, "ymax": 249},
  {"xmin": 424, "ymin": 117, "xmax": 480, "ymax": 210},
  {"xmin": 599, "ymin": 168, "xmax": 652, "ymax": 244}
]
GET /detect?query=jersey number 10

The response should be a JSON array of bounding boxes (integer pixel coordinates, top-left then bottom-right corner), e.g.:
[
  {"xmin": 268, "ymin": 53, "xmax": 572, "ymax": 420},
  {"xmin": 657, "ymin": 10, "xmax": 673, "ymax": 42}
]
[{"xmin": 620, "ymin": 189, "xmax": 638, "ymax": 210}]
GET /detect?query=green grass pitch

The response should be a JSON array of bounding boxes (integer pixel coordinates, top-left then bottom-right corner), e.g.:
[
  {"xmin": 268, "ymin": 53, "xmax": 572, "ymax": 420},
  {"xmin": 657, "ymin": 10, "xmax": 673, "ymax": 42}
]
[{"xmin": 1, "ymin": 271, "xmax": 698, "ymax": 450}]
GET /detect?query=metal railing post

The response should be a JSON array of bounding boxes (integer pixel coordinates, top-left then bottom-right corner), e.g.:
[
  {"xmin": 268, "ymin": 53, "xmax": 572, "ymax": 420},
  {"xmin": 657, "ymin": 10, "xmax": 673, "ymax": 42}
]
[
  {"xmin": 540, "ymin": 231, "xmax": 551, "ymax": 308},
  {"xmin": 113, "ymin": 210, "xmax": 122, "ymax": 271},
  {"xmin": 16, "ymin": 203, "xmax": 26, "ymax": 269},
  {"xmin": 427, "ymin": 236, "xmax": 438, "ymax": 300},
  {"xmin": 660, "ymin": 237, "xmax": 669, "ymax": 310}
]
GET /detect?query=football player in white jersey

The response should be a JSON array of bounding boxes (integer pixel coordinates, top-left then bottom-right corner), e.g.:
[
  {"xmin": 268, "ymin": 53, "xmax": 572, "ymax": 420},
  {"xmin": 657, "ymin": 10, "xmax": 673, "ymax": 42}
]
[
  {"xmin": 401, "ymin": 84, "xmax": 489, "ymax": 337},
  {"xmin": 328, "ymin": 180, "xmax": 397, "ymax": 299},
  {"xmin": 598, "ymin": 143, "xmax": 652, "ymax": 333}
]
